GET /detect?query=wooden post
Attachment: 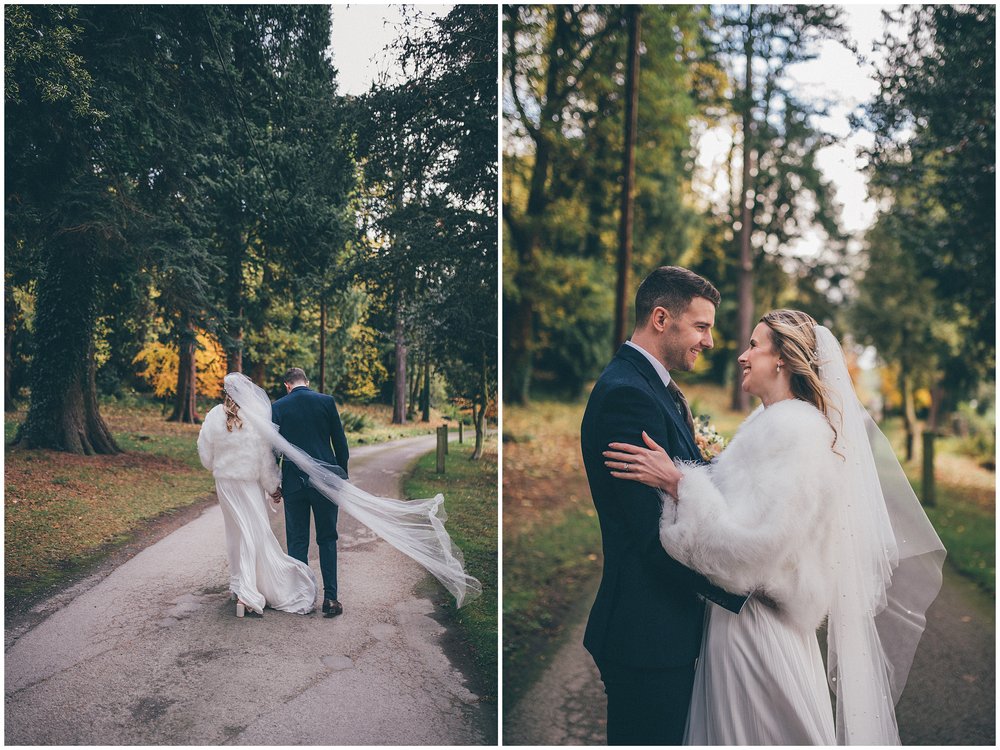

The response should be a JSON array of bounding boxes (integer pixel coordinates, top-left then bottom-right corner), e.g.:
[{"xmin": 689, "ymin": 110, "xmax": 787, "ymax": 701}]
[
  {"xmin": 921, "ymin": 431, "xmax": 936, "ymax": 506},
  {"xmin": 436, "ymin": 426, "xmax": 446, "ymax": 474},
  {"xmin": 458, "ymin": 420, "xmax": 464, "ymax": 444},
  {"xmin": 443, "ymin": 423, "xmax": 449, "ymax": 455}
]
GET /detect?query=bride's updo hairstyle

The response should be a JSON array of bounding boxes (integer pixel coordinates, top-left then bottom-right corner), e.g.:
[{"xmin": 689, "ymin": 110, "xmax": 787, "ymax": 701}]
[
  {"xmin": 223, "ymin": 392, "xmax": 244, "ymax": 432},
  {"xmin": 760, "ymin": 309, "xmax": 840, "ymax": 450}
]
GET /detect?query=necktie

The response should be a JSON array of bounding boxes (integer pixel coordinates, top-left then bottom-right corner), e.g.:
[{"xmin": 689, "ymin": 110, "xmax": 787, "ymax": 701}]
[{"xmin": 666, "ymin": 380, "xmax": 695, "ymax": 435}]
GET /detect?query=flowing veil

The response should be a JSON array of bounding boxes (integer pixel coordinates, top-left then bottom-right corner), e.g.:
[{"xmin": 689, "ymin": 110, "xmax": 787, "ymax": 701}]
[
  {"xmin": 815, "ymin": 326, "xmax": 945, "ymax": 744},
  {"xmin": 223, "ymin": 372, "xmax": 482, "ymax": 608}
]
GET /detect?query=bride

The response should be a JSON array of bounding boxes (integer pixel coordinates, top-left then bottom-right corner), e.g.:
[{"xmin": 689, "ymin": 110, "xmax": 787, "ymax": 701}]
[
  {"xmin": 198, "ymin": 391, "xmax": 316, "ymax": 616},
  {"xmin": 604, "ymin": 310, "xmax": 945, "ymax": 744},
  {"xmin": 198, "ymin": 372, "xmax": 481, "ymax": 617}
]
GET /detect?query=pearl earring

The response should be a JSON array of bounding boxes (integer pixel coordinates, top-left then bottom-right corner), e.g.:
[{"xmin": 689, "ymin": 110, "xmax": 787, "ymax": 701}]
[{"xmin": 776, "ymin": 364, "xmax": 782, "ymax": 373}]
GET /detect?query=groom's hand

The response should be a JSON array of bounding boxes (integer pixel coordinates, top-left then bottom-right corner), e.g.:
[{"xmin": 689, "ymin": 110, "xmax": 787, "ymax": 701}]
[{"xmin": 270, "ymin": 488, "xmax": 283, "ymax": 505}]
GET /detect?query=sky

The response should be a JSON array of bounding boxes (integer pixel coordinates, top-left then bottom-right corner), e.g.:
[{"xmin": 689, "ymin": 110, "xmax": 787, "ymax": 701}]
[
  {"xmin": 328, "ymin": 4, "xmax": 453, "ymax": 96},
  {"xmin": 695, "ymin": 5, "xmax": 899, "ymax": 257}
]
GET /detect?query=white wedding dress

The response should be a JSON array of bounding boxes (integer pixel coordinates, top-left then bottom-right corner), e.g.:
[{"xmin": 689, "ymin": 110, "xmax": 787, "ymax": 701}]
[
  {"xmin": 198, "ymin": 404, "xmax": 317, "ymax": 614},
  {"xmin": 659, "ymin": 325, "xmax": 945, "ymax": 745},
  {"xmin": 661, "ymin": 400, "xmax": 838, "ymax": 744}
]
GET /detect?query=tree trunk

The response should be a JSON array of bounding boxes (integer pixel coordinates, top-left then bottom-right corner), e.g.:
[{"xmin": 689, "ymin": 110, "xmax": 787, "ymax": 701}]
[
  {"xmin": 5, "ymin": 279, "xmax": 23, "ymax": 412},
  {"xmin": 731, "ymin": 8, "xmax": 756, "ymax": 413},
  {"xmin": 407, "ymin": 353, "xmax": 419, "ymax": 420},
  {"xmin": 224, "ymin": 231, "xmax": 244, "ymax": 374},
  {"xmin": 318, "ymin": 299, "xmax": 326, "ymax": 393},
  {"xmin": 392, "ymin": 295, "xmax": 407, "ymax": 425},
  {"xmin": 15, "ymin": 237, "xmax": 119, "ymax": 454},
  {"xmin": 614, "ymin": 5, "xmax": 641, "ymax": 351},
  {"xmin": 900, "ymin": 369, "xmax": 918, "ymax": 462},
  {"xmin": 471, "ymin": 352, "xmax": 488, "ymax": 460},
  {"xmin": 421, "ymin": 358, "xmax": 431, "ymax": 422},
  {"xmin": 169, "ymin": 317, "xmax": 201, "ymax": 423}
]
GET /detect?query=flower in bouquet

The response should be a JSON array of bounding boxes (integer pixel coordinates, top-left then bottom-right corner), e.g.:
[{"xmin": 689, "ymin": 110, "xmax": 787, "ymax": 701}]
[{"xmin": 694, "ymin": 415, "xmax": 727, "ymax": 462}]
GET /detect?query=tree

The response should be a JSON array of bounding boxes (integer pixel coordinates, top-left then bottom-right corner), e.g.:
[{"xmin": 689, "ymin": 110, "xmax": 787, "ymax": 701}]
[
  {"xmin": 855, "ymin": 5, "xmax": 995, "ymax": 417},
  {"xmin": 710, "ymin": 5, "xmax": 849, "ymax": 410}
]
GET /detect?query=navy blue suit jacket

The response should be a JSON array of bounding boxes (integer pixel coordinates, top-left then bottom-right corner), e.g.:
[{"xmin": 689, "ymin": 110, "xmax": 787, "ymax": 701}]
[
  {"xmin": 581, "ymin": 344, "xmax": 747, "ymax": 671},
  {"xmin": 271, "ymin": 386, "xmax": 349, "ymax": 491}
]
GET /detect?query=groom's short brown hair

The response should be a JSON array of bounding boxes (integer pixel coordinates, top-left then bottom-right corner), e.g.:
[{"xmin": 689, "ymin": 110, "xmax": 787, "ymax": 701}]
[
  {"xmin": 635, "ymin": 266, "xmax": 720, "ymax": 326},
  {"xmin": 283, "ymin": 367, "xmax": 308, "ymax": 385}
]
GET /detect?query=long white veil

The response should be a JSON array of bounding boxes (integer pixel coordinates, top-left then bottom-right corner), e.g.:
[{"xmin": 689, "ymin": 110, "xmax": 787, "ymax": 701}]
[
  {"xmin": 223, "ymin": 372, "xmax": 482, "ymax": 609},
  {"xmin": 815, "ymin": 326, "xmax": 945, "ymax": 744}
]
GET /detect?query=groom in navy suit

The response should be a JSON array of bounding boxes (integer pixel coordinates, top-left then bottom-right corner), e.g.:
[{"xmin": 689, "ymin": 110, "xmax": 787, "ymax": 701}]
[
  {"xmin": 581, "ymin": 267, "xmax": 748, "ymax": 744},
  {"xmin": 272, "ymin": 367, "xmax": 350, "ymax": 617}
]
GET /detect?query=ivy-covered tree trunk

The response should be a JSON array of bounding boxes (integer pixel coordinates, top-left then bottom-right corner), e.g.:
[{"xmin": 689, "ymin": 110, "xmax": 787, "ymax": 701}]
[
  {"xmin": 15, "ymin": 238, "xmax": 119, "ymax": 454},
  {"xmin": 169, "ymin": 317, "xmax": 200, "ymax": 423},
  {"xmin": 5, "ymin": 280, "xmax": 24, "ymax": 412}
]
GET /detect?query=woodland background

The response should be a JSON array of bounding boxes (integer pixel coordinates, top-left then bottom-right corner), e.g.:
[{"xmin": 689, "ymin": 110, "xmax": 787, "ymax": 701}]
[{"xmin": 6, "ymin": 4, "xmax": 498, "ymax": 456}]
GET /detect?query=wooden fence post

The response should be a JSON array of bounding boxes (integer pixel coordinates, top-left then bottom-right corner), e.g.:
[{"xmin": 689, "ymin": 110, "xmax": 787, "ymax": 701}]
[
  {"xmin": 443, "ymin": 423, "xmax": 449, "ymax": 455},
  {"xmin": 459, "ymin": 420, "xmax": 464, "ymax": 443}
]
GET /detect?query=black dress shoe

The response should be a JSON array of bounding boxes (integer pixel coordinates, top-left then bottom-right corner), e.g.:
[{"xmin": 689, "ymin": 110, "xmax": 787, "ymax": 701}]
[{"xmin": 322, "ymin": 598, "xmax": 343, "ymax": 618}]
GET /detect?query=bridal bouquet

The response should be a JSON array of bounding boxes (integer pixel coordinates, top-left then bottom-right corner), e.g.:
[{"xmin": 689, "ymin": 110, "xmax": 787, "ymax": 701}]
[{"xmin": 694, "ymin": 415, "xmax": 727, "ymax": 462}]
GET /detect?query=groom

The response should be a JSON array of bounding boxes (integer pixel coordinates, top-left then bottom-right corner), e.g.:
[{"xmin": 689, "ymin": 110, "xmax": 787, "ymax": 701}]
[
  {"xmin": 581, "ymin": 266, "xmax": 748, "ymax": 744},
  {"xmin": 272, "ymin": 367, "xmax": 350, "ymax": 618}
]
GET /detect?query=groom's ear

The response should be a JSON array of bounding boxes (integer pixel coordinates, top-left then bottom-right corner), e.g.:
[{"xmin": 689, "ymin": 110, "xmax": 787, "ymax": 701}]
[{"xmin": 651, "ymin": 306, "xmax": 670, "ymax": 331}]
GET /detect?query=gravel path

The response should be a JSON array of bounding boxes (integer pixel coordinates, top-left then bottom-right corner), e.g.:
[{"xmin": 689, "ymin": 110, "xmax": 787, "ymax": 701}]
[
  {"xmin": 504, "ymin": 566, "xmax": 994, "ymax": 745},
  {"xmin": 6, "ymin": 434, "xmax": 494, "ymax": 745}
]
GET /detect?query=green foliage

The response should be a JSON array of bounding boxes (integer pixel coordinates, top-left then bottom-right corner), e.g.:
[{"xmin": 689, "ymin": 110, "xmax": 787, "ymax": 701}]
[
  {"xmin": 338, "ymin": 410, "xmax": 373, "ymax": 434},
  {"xmin": 855, "ymin": 5, "xmax": 995, "ymax": 405}
]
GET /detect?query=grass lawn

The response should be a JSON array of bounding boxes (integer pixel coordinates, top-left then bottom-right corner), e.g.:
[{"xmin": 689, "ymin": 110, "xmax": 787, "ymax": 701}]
[
  {"xmin": 402, "ymin": 435, "xmax": 498, "ymax": 703},
  {"xmin": 4, "ymin": 394, "xmax": 464, "ymax": 609}
]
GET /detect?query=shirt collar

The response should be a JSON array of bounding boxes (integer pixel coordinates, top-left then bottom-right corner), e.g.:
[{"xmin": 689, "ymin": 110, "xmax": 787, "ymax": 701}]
[{"xmin": 625, "ymin": 340, "xmax": 672, "ymax": 390}]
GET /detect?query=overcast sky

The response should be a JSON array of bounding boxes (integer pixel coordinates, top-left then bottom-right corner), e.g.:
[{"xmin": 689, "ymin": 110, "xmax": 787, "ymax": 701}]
[{"xmin": 328, "ymin": 4, "xmax": 453, "ymax": 96}]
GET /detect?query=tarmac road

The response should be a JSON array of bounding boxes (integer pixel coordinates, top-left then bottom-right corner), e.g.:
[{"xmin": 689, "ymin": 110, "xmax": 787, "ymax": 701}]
[
  {"xmin": 5, "ymin": 434, "xmax": 493, "ymax": 745},
  {"xmin": 504, "ymin": 565, "xmax": 994, "ymax": 745}
]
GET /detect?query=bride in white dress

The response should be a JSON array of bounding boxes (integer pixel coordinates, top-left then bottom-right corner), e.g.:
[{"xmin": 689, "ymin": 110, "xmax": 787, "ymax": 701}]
[
  {"xmin": 604, "ymin": 310, "xmax": 944, "ymax": 745},
  {"xmin": 198, "ymin": 372, "xmax": 481, "ymax": 618},
  {"xmin": 198, "ymin": 392, "xmax": 317, "ymax": 616}
]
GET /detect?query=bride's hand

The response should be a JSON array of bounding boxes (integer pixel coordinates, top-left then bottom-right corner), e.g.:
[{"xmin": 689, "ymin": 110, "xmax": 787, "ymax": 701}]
[{"xmin": 604, "ymin": 431, "xmax": 682, "ymax": 496}]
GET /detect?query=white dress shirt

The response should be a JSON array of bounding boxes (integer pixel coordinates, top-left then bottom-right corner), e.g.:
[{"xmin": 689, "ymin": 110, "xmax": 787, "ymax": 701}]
[{"xmin": 625, "ymin": 339, "xmax": 672, "ymax": 391}]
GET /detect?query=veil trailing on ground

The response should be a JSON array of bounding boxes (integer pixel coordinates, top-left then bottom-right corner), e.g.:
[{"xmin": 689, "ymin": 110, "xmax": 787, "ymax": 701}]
[
  {"xmin": 223, "ymin": 372, "xmax": 482, "ymax": 609},
  {"xmin": 815, "ymin": 325, "xmax": 945, "ymax": 745}
]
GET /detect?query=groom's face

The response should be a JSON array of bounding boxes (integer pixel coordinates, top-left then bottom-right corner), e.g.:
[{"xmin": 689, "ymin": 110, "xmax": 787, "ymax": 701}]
[{"xmin": 659, "ymin": 296, "xmax": 716, "ymax": 372}]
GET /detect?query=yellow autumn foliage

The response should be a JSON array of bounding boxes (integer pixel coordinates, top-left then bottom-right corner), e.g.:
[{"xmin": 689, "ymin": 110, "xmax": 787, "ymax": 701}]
[{"xmin": 133, "ymin": 330, "xmax": 227, "ymax": 399}]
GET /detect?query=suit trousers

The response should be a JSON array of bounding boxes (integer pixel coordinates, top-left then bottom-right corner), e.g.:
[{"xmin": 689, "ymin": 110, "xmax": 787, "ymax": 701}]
[
  {"xmin": 283, "ymin": 487, "xmax": 339, "ymax": 600},
  {"xmin": 600, "ymin": 661, "xmax": 697, "ymax": 745}
]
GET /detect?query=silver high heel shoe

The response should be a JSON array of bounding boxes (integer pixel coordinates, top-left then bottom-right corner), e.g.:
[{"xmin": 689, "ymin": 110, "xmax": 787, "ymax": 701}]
[{"xmin": 236, "ymin": 600, "xmax": 246, "ymax": 617}]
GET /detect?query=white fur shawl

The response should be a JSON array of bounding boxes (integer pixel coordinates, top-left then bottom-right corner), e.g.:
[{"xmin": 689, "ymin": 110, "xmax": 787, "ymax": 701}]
[
  {"xmin": 197, "ymin": 404, "xmax": 280, "ymax": 494},
  {"xmin": 660, "ymin": 399, "xmax": 841, "ymax": 634}
]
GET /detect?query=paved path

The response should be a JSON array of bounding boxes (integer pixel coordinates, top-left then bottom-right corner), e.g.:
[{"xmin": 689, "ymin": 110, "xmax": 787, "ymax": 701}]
[
  {"xmin": 6, "ymin": 434, "xmax": 493, "ymax": 745},
  {"xmin": 504, "ymin": 566, "xmax": 994, "ymax": 745}
]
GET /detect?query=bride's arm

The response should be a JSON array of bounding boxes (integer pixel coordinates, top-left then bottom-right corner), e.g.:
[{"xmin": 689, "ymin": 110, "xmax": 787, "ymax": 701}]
[
  {"xmin": 258, "ymin": 432, "xmax": 281, "ymax": 497},
  {"xmin": 665, "ymin": 415, "xmax": 835, "ymax": 595},
  {"xmin": 197, "ymin": 408, "xmax": 217, "ymax": 472}
]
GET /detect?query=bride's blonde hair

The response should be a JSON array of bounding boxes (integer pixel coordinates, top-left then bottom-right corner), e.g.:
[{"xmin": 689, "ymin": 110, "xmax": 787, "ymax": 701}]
[
  {"xmin": 223, "ymin": 392, "xmax": 243, "ymax": 432},
  {"xmin": 760, "ymin": 309, "xmax": 840, "ymax": 452}
]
